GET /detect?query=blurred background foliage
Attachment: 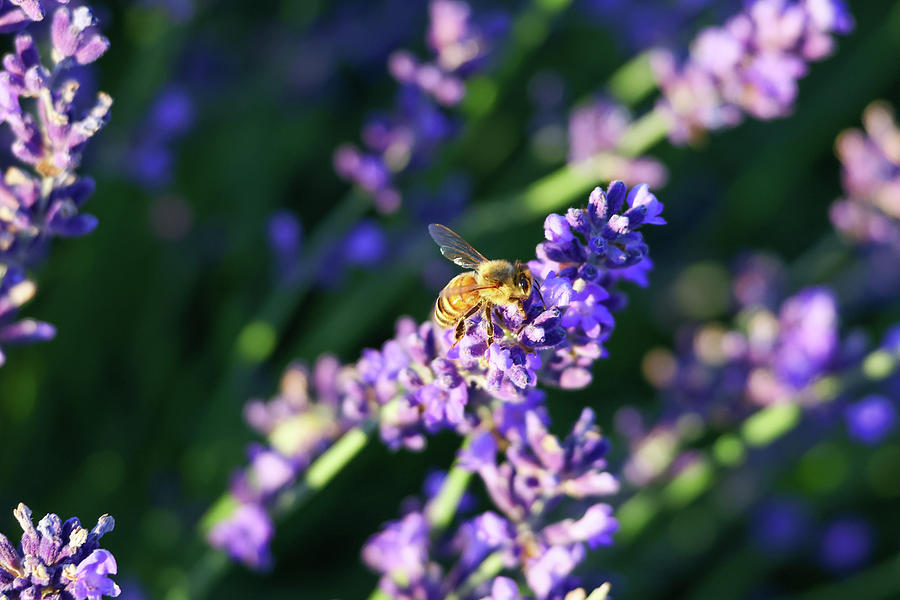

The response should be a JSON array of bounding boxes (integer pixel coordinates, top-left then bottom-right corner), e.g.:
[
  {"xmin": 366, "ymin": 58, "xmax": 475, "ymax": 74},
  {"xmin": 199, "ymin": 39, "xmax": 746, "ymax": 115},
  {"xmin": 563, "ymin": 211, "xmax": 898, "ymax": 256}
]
[{"xmin": 1, "ymin": 0, "xmax": 899, "ymax": 598}]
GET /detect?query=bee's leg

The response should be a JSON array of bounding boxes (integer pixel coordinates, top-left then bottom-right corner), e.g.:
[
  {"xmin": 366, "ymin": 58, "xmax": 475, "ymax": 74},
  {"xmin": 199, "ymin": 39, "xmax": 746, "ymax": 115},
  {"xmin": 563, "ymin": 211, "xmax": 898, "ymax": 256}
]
[
  {"xmin": 517, "ymin": 299, "xmax": 527, "ymax": 319},
  {"xmin": 452, "ymin": 303, "xmax": 482, "ymax": 348},
  {"xmin": 483, "ymin": 302, "xmax": 495, "ymax": 347}
]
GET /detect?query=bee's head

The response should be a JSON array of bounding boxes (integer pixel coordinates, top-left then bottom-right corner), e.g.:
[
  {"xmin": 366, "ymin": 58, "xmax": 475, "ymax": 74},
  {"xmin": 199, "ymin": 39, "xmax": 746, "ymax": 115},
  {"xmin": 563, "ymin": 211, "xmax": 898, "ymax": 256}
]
[{"xmin": 513, "ymin": 261, "xmax": 533, "ymax": 299}]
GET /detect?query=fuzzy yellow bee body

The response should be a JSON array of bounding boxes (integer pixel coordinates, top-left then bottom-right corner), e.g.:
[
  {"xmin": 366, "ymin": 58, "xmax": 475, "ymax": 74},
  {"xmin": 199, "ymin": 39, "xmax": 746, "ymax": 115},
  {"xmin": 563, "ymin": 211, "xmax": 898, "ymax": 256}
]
[{"xmin": 428, "ymin": 224, "xmax": 535, "ymax": 346}]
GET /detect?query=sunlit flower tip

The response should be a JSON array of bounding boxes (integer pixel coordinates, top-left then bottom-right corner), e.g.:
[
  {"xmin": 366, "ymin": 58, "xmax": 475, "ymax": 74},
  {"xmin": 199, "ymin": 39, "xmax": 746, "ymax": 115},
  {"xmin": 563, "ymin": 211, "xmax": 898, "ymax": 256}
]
[
  {"xmin": 207, "ymin": 502, "xmax": 273, "ymax": 570},
  {"xmin": 51, "ymin": 7, "xmax": 109, "ymax": 65},
  {"xmin": 11, "ymin": 0, "xmax": 44, "ymax": 22},
  {"xmin": 72, "ymin": 549, "xmax": 121, "ymax": 600},
  {"xmin": 845, "ymin": 395, "xmax": 897, "ymax": 445}
]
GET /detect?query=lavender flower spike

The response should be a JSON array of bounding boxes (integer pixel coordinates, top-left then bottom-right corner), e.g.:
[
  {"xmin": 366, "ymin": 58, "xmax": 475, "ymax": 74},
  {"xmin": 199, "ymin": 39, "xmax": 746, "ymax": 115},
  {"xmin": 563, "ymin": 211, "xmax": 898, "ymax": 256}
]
[
  {"xmin": 0, "ymin": 2, "xmax": 112, "ymax": 364},
  {"xmin": 211, "ymin": 182, "xmax": 664, "ymax": 569},
  {"xmin": 652, "ymin": 0, "xmax": 853, "ymax": 144},
  {"xmin": 0, "ymin": 502, "xmax": 120, "ymax": 600}
]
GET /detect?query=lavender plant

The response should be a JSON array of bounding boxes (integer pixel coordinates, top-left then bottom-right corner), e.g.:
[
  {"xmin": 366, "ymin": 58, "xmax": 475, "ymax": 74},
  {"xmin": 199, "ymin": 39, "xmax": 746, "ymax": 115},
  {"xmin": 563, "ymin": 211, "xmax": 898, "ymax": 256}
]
[
  {"xmin": 651, "ymin": 0, "xmax": 853, "ymax": 144},
  {"xmin": 0, "ymin": 503, "xmax": 119, "ymax": 600},
  {"xmin": 0, "ymin": 2, "xmax": 110, "ymax": 364},
  {"xmin": 334, "ymin": 0, "xmax": 507, "ymax": 213},
  {"xmin": 206, "ymin": 181, "xmax": 665, "ymax": 576}
]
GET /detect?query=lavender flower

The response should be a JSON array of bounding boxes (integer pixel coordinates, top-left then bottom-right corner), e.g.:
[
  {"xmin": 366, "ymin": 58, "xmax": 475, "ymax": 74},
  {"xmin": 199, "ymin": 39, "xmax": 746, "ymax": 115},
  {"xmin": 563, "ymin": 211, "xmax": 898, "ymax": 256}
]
[
  {"xmin": 652, "ymin": 0, "xmax": 853, "ymax": 144},
  {"xmin": 567, "ymin": 97, "xmax": 667, "ymax": 188},
  {"xmin": 0, "ymin": 3, "xmax": 111, "ymax": 363},
  {"xmin": 0, "ymin": 265, "xmax": 54, "ymax": 365},
  {"xmin": 0, "ymin": 0, "xmax": 62, "ymax": 33},
  {"xmin": 390, "ymin": 0, "xmax": 504, "ymax": 105},
  {"xmin": 829, "ymin": 102, "xmax": 900, "ymax": 250},
  {"xmin": 621, "ymin": 285, "xmax": 847, "ymax": 487},
  {"xmin": 819, "ymin": 517, "xmax": 872, "ymax": 572},
  {"xmin": 266, "ymin": 210, "xmax": 302, "ymax": 284},
  {"xmin": 845, "ymin": 395, "xmax": 896, "ymax": 445},
  {"xmin": 0, "ymin": 502, "xmax": 120, "ymax": 600},
  {"xmin": 657, "ymin": 286, "xmax": 841, "ymax": 417},
  {"xmin": 364, "ymin": 413, "xmax": 619, "ymax": 600},
  {"xmin": 209, "ymin": 182, "xmax": 665, "ymax": 568},
  {"xmin": 126, "ymin": 86, "xmax": 194, "ymax": 190},
  {"xmin": 461, "ymin": 409, "xmax": 619, "ymax": 598},
  {"xmin": 207, "ymin": 358, "xmax": 345, "ymax": 566},
  {"xmin": 334, "ymin": 0, "xmax": 506, "ymax": 213}
]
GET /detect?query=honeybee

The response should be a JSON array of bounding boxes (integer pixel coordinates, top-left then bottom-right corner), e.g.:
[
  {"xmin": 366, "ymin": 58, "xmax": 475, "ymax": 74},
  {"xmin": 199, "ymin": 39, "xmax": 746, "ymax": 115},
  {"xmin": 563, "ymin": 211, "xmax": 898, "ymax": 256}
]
[{"xmin": 428, "ymin": 223, "xmax": 540, "ymax": 346}]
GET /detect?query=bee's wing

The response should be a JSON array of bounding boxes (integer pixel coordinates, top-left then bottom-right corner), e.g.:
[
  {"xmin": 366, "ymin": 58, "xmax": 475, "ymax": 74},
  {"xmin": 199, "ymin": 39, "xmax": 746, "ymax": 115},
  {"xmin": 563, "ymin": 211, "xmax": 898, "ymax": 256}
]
[
  {"xmin": 439, "ymin": 282, "xmax": 499, "ymax": 298},
  {"xmin": 428, "ymin": 223, "xmax": 488, "ymax": 269}
]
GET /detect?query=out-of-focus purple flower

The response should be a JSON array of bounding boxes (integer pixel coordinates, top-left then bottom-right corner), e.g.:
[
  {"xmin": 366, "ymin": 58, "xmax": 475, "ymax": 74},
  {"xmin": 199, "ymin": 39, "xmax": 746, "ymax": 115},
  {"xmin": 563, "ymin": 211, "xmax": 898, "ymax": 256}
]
[
  {"xmin": 567, "ymin": 97, "xmax": 668, "ymax": 189},
  {"xmin": 266, "ymin": 210, "xmax": 302, "ymax": 283},
  {"xmin": 579, "ymin": 0, "xmax": 742, "ymax": 52},
  {"xmin": 335, "ymin": 0, "xmax": 507, "ymax": 213},
  {"xmin": 127, "ymin": 86, "xmax": 194, "ymax": 189},
  {"xmin": 626, "ymin": 284, "xmax": 848, "ymax": 488},
  {"xmin": 0, "ymin": 503, "xmax": 120, "ymax": 599},
  {"xmin": 845, "ymin": 395, "xmax": 896, "ymax": 445},
  {"xmin": 362, "ymin": 511, "xmax": 430, "ymax": 583},
  {"xmin": 345, "ymin": 220, "xmax": 387, "ymax": 266},
  {"xmin": 829, "ymin": 102, "xmax": 900, "ymax": 250},
  {"xmin": 652, "ymin": 0, "xmax": 853, "ymax": 144},
  {"xmin": 819, "ymin": 517, "xmax": 872, "ymax": 572},
  {"xmin": 750, "ymin": 497, "xmax": 812, "ymax": 554},
  {"xmin": 207, "ymin": 502, "xmax": 273, "ymax": 570},
  {"xmin": 652, "ymin": 285, "xmax": 841, "ymax": 420},
  {"xmin": 0, "ymin": 266, "xmax": 54, "ymax": 365},
  {"xmin": 207, "ymin": 359, "xmax": 344, "ymax": 565}
]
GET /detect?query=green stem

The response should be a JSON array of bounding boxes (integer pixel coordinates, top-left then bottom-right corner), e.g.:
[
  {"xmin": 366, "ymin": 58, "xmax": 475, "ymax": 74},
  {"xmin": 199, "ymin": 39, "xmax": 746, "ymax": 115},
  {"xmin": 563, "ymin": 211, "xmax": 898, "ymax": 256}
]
[
  {"xmin": 617, "ymin": 107, "xmax": 669, "ymax": 157},
  {"xmin": 426, "ymin": 462, "xmax": 473, "ymax": 530},
  {"xmin": 608, "ymin": 51, "xmax": 657, "ymax": 106},
  {"xmin": 446, "ymin": 551, "xmax": 506, "ymax": 600}
]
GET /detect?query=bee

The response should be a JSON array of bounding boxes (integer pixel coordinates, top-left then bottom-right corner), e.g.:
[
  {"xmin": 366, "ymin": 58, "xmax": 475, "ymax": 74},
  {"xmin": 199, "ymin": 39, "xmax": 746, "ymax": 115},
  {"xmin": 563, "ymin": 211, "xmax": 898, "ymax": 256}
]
[{"xmin": 428, "ymin": 223, "xmax": 540, "ymax": 346}]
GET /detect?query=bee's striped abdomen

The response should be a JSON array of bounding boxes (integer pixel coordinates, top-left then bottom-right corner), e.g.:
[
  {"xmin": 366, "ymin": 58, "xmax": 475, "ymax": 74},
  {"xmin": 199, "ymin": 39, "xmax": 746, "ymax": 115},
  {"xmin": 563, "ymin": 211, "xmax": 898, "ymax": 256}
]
[{"xmin": 434, "ymin": 272, "xmax": 480, "ymax": 329}]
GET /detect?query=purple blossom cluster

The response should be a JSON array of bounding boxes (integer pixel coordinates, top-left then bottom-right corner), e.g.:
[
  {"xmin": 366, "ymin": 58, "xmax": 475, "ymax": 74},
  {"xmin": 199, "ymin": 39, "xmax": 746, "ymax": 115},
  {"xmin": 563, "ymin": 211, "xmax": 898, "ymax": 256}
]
[
  {"xmin": 0, "ymin": 2, "xmax": 110, "ymax": 363},
  {"xmin": 364, "ymin": 410, "xmax": 618, "ymax": 599},
  {"xmin": 829, "ymin": 102, "xmax": 900, "ymax": 250},
  {"xmin": 651, "ymin": 0, "xmax": 853, "ymax": 144},
  {"xmin": 0, "ymin": 502, "xmax": 119, "ymax": 600},
  {"xmin": 126, "ymin": 86, "xmax": 194, "ymax": 190},
  {"xmin": 567, "ymin": 97, "xmax": 668, "ymax": 188},
  {"xmin": 333, "ymin": 0, "xmax": 506, "ymax": 213},
  {"xmin": 623, "ymin": 281, "xmax": 846, "ymax": 486},
  {"xmin": 208, "ymin": 182, "xmax": 665, "ymax": 568}
]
